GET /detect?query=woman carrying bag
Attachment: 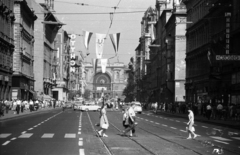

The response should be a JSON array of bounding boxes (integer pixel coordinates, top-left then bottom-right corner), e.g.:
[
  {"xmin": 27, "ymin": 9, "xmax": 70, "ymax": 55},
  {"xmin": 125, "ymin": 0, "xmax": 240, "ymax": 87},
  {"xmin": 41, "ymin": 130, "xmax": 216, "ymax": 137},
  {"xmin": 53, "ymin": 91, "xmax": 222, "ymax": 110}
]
[
  {"xmin": 97, "ymin": 102, "xmax": 109, "ymax": 137},
  {"xmin": 186, "ymin": 109, "xmax": 199, "ymax": 139}
]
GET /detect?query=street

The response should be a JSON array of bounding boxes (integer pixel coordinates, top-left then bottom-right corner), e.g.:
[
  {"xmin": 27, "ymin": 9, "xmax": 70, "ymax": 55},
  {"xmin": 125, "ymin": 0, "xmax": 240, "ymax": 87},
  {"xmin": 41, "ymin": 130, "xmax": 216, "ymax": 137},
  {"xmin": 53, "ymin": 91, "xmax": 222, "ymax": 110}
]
[{"xmin": 0, "ymin": 108, "xmax": 240, "ymax": 155}]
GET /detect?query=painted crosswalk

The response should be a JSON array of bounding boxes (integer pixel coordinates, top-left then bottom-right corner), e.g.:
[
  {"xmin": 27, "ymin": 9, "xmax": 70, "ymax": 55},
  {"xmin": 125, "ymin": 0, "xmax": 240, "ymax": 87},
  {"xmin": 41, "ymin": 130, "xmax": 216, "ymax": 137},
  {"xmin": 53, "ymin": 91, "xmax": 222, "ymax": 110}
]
[{"xmin": 0, "ymin": 133, "xmax": 79, "ymax": 139}]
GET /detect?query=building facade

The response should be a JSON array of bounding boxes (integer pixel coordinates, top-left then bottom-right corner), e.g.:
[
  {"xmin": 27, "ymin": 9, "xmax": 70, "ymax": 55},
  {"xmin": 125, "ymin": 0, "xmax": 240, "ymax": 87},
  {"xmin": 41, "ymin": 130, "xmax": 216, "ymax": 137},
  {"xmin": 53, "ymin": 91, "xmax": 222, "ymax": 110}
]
[
  {"xmin": 84, "ymin": 62, "xmax": 128, "ymax": 101},
  {"xmin": 12, "ymin": 0, "xmax": 37, "ymax": 100},
  {"xmin": 184, "ymin": 0, "xmax": 240, "ymax": 105},
  {"xmin": 0, "ymin": 0, "xmax": 15, "ymax": 100},
  {"xmin": 31, "ymin": 0, "xmax": 64, "ymax": 100},
  {"xmin": 52, "ymin": 29, "xmax": 70, "ymax": 101}
]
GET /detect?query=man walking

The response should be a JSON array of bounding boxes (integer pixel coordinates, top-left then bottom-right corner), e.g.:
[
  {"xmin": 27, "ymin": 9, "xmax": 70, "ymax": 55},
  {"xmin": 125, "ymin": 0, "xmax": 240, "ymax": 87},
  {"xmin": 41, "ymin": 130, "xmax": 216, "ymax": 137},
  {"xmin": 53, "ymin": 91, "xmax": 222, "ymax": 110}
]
[{"xmin": 122, "ymin": 102, "xmax": 137, "ymax": 137}]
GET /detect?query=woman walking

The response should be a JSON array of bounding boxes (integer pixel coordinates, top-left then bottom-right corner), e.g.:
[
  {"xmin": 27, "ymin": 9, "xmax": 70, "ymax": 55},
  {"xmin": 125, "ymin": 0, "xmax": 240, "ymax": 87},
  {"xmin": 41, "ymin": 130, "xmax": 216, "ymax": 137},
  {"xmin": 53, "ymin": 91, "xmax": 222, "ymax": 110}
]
[
  {"xmin": 97, "ymin": 100, "xmax": 109, "ymax": 137},
  {"xmin": 186, "ymin": 109, "xmax": 199, "ymax": 139}
]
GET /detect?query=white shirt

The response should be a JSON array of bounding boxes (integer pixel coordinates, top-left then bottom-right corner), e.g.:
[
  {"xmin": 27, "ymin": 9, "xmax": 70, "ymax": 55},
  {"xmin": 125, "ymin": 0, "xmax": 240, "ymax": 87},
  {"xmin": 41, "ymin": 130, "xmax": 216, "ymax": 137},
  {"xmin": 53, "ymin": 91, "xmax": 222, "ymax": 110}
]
[{"xmin": 128, "ymin": 107, "xmax": 135, "ymax": 117}]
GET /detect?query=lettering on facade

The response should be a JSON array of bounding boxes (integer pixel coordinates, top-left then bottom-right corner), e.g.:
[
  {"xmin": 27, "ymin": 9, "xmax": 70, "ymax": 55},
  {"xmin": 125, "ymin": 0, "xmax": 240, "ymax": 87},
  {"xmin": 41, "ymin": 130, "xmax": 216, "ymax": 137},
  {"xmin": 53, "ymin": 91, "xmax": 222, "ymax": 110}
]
[
  {"xmin": 175, "ymin": 36, "xmax": 186, "ymax": 40},
  {"xmin": 225, "ymin": 12, "xmax": 231, "ymax": 54},
  {"xmin": 70, "ymin": 34, "xmax": 76, "ymax": 72}
]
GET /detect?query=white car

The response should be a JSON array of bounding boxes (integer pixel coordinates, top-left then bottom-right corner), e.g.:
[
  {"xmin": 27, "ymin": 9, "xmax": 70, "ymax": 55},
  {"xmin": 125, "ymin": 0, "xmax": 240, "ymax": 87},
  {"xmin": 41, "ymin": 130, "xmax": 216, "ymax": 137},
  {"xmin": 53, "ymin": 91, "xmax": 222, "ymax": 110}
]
[
  {"xmin": 80, "ymin": 104, "xmax": 101, "ymax": 111},
  {"xmin": 132, "ymin": 101, "xmax": 142, "ymax": 114}
]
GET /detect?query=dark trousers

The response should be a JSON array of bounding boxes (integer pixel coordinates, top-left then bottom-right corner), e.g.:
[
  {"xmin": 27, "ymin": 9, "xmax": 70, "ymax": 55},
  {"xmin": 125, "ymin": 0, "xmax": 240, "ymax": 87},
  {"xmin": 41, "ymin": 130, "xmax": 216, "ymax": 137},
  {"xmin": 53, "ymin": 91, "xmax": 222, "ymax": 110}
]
[
  {"xmin": 16, "ymin": 105, "xmax": 20, "ymax": 114},
  {"xmin": 206, "ymin": 110, "xmax": 212, "ymax": 120},
  {"xmin": 123, "ymin": 123, "xmax": 136, "ymax": 135}
]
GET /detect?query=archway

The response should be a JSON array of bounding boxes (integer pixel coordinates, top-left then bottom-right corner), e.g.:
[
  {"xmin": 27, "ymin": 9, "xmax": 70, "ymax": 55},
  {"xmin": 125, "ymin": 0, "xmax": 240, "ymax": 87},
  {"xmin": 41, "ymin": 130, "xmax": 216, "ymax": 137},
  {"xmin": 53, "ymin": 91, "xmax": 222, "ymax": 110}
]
[{"xmin": 93, "ymin": 72, "xmax": 112, "ymax": 99}]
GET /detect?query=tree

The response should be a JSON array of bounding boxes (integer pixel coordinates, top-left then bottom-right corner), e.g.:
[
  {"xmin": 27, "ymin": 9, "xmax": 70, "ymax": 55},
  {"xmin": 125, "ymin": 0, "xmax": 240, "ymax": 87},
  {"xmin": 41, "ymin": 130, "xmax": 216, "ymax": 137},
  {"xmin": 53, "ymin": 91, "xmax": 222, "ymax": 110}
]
[
  {"xmin": 83, "ymin": 89, "xmax": 91, "ymax": 100},
  {"xmin": 68, "ymin": 90, "xmax": 81, "ymax": 101}
]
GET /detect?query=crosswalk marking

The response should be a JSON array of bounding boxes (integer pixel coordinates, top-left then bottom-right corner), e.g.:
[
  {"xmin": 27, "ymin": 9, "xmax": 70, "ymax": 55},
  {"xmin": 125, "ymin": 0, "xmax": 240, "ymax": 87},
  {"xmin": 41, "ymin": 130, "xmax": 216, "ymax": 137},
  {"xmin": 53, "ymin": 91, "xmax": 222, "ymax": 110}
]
[
  {"xmin": 210, "ymin": 136, "xmax": 232, "ymax": 141},
  {"xmin": 2, "ymin": 141, "xmax": 10, "ymax": 146},
  {"xmin": 42, "ymin": 134, "xmax": 54, "ymax": 138},
  {"xmin": 214, "ymin": 140, "xmax": 229, "ymax": 144},
  {"xmin": 19, "ymin": 133, "xmax": 33, "ymax": 138},
  {"xmin": 232, "ymin": 137, "xmax": 240, "ymax": 140},
  {"xmin": 79, "ymin": 149, "xmax": 85, "ymax": 155},
  {"xmin": 0, "ymin": 134, "xmax": 11, "ymax": 138},
  {"xmin": 64, "ymin": 133, "xmax": 76, "ymax": 138}
]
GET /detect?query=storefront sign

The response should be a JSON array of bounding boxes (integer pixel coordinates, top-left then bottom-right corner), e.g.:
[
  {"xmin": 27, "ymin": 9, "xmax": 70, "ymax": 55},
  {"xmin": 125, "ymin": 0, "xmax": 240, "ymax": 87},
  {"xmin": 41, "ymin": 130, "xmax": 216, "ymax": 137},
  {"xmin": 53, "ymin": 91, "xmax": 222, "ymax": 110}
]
[
  {"xmin": 70, "ymin": 34, "xmax": 76, "ymax": 72},
  {"xmin": 216, "ymin": 55, "xmax": 240, "ymax": 61}
]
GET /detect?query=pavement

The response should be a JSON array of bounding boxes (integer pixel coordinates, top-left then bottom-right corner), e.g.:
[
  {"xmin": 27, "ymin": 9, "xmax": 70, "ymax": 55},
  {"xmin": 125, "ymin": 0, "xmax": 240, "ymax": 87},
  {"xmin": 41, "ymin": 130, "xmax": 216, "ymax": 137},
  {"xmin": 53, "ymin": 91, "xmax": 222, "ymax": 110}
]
[
  {"xmin": 0, "ymin": 107, "xmax": 61, "ymax": 122},
  {"xmin": 151, "ymin": 110, "xmax": 240, "ymax": 130}
]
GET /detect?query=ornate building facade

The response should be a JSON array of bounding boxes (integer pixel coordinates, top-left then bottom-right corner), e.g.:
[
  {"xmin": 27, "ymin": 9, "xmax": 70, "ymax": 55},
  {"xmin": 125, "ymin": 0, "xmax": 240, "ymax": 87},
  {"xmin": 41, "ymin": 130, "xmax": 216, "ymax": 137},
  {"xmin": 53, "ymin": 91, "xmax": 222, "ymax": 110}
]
[
  {"xmin": 84, "ymin": 62, "xmax": 128, "ymax": 100},
  {"xmin": 12, "ymin": 0, "xmax": 37, "ymax": 100},
  {"xmin": 0, "ymin": 0, "xmax": 15, "ymax": 100}
]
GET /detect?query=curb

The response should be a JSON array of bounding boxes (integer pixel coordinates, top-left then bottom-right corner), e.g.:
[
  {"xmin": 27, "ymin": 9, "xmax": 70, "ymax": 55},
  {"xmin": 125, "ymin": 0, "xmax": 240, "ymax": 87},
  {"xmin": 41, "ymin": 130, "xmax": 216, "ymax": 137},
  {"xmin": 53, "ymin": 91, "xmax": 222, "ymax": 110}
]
[{"xmin": 0, "ymin": 107, "xmax": 61, "ymax": 122}]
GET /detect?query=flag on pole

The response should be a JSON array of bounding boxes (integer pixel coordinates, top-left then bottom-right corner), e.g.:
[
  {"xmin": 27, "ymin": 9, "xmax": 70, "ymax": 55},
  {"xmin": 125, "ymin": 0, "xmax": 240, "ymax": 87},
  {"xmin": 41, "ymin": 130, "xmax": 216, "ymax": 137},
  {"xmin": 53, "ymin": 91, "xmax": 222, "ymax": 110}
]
[
  {"xmin": 82, "ymin": 30, "xmax": 93, "ymax": 51},
  {"xmin": 109, "ymin": 33, "xmax": 120, "ymax": 53},
  {"xmin": 92, "ymin": 58, "xmax": 99, "ymax": 75},
  {"xmin": 96, "ymin": 33, "xmax": 106, "ymax": 59},
  {"xmin": 101, "ymin": 59, "xmax": 108, "ymax": 73}
]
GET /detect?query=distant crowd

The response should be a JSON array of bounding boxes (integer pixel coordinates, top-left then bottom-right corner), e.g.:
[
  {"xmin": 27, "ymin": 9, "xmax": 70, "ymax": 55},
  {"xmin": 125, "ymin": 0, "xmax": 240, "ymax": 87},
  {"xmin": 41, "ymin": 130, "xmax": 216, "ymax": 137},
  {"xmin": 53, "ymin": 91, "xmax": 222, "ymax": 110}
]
[
  {"xmin": 0, "ymin": 99, "xmax": 65, "ymax": 117},
  {"xmin": 147, "ymin": 102, "xmax": 240, "ymax": 120}
]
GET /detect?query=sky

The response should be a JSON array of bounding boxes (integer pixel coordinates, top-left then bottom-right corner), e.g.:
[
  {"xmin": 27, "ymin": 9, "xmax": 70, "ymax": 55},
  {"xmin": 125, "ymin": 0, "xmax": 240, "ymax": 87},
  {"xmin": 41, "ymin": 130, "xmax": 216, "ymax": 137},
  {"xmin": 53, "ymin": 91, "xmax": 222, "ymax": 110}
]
[{"xmin": 35, "ymin": 0, "xmax": 156, "ymax": 65}]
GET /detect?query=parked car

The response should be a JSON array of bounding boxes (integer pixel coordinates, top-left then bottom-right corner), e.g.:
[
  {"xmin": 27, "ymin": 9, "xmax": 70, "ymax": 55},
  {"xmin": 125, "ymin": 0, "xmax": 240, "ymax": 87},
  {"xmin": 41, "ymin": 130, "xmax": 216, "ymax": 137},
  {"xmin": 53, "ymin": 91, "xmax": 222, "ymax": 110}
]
[
  {"xmin": 132, "ymin": 101, "xmax": 142, "ymax": 114},
  {"xmin": 80, "ymin": 104, "xmax": 101, "ymax": 111},
  {"xmin": 73, "ymin": 102, "xmax": 83, "ymax": 111}
]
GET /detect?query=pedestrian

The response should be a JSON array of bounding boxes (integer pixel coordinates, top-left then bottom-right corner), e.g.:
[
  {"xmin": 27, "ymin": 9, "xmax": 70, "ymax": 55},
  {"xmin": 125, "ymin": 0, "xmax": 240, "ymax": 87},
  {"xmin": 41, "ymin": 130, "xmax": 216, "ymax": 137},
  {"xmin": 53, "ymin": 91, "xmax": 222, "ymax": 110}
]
[
  {"xmin": 21, "ymin": 100, "xmax": 25, "ymax": 113},
  {"xmin": 186, "ymin": 108, "xmax": 199, "ymax": 139},
  {"xmin": 122, "ymin": 108, "xmax": 129, "ymax": 132},
  {"xmin": 29, "ymin": 99, "xmax": 34, "ymax": 112},
  {"xmin": 121, "ymin": 102, "xmax": 137, "ymax": 137},
  {"xmin": 16, "ymin": 99, "xmax": 21, "ymax": 114},
  {"xmin": 206, "ymin": 103, "xmax": 212, "ymax": 120},
  {"xmin": 97, "ymin": 101, "xmax": 109, "ymax": 137}
]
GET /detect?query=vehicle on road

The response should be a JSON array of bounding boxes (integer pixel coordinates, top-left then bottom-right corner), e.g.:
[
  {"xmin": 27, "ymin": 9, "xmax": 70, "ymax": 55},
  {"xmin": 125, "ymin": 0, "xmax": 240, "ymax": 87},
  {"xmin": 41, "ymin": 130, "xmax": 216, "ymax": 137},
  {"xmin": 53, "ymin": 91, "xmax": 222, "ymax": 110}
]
[
  {"xmin": 80, "ymin": 104, "xmax": 101, "ymax": 111},
  {"xmin": 132, "ymin": 101, "xmax": 142, "ymax": 114},
  {"xmin": 73, "ymin": 102, "xmax": 83, "ymax": 111}
]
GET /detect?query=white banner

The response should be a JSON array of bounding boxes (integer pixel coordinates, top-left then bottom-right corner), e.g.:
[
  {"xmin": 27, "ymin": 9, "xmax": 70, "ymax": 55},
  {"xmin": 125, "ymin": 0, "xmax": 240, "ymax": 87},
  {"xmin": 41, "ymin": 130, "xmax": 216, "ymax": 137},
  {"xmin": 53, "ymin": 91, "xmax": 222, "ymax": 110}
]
[
  {"xmin": 96, "ymin": 33, "xmax": 106, "ymax": 59},
  {"xmin": 101, "ymin": 59, "xmax": 108, "ymax": 73}
]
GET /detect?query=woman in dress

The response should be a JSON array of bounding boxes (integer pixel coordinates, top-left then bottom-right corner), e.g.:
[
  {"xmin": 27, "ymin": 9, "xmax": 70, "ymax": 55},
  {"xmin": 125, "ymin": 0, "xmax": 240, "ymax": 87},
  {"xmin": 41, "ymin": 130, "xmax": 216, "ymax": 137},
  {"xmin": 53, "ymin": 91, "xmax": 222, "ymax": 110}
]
[
  {"xmin": 97, "ymin": 101, "xmax": 109, "ymax": 137},
  {"xmin": 187, "ymin": 109, "xmax": 199, "ymax": 139}
]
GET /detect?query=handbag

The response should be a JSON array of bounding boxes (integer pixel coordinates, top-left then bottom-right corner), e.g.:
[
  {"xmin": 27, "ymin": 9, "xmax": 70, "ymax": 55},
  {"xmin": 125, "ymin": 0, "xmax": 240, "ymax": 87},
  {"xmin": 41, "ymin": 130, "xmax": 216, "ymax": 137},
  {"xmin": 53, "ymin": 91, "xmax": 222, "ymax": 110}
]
[{"xmin": 102, "ymin": 123, "xmax": 109, "ymax": 129}]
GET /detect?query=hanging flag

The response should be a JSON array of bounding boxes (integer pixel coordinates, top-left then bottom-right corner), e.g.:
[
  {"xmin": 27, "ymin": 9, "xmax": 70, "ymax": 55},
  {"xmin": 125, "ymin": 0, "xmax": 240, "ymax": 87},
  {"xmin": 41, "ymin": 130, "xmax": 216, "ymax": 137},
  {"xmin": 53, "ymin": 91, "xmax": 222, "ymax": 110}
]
[
  {"xmin": 82, "ymin": 30, "xmax": 93, "ymax": 51},
  {"xmin": 92, "ymin": 58, "xmax": 99, "ymax": 75},
  {"xmin": 101, "ymin": 59, "xmax": 108, "ymax": 73},
  {"xmin": 109, "ymin": 33, "xmax": 120, "ymax": 53},
  {"xmin": 96, "ymin": 33, "xmax": 106, "ymax": 59}
]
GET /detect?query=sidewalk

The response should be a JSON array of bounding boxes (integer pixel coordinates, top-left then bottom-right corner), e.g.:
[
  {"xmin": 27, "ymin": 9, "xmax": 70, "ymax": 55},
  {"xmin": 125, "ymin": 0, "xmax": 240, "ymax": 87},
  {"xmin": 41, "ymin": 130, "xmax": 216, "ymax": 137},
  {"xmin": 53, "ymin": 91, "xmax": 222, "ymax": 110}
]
[
  {"xmin": 150, "ymin": 110, "xmax": 240, "ymax": 130},
  {"xmin": 0, "ymin": 107, "xmax": 61, "ymax": 122}
]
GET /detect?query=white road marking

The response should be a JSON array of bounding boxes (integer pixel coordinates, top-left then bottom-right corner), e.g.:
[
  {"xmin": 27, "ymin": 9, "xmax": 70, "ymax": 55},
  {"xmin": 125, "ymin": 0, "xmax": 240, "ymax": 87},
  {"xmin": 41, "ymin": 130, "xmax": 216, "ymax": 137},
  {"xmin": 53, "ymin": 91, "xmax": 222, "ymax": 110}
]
[
  {"xmin": 78, "ymin": 141, "xmax": 83, "ymax": 146},
  {"xmin": 175, "ymin": 120, "xmax": 180, "ymax": 122},
  {"xmin": 162, "ymin": 124, "xmax": 167, "ymax": 127},
  {"xmin": 169, "ymin": 119, "xmax": 173, "ymax": 121},
  {"xmin": 170, "ymin": 127, "xmax": 177, "ymax": 129},
  {"xmin": 79, "ymin": 128, "xmax": 81, "ymax": 131},
  {"xmin": 21, "ymin": 131, "xmax": 26, "ymax": 134},
  {"xmin": 28, "ymin": 128, "xmax": 33, "ymax": 130},
  {"xmin": 155, "ymin": 123, "xmax": 160, "ymax": 125},
  {"xmin": 213, "ymin": 128, "xmax": 221, "ymax": 131},
  {"xmin": 79, "ymin": 149, "xmax": 85, "ymax": 155},
  {"xmin": 19, "ymin": 133, "xmax": 33, "ymax": 138},
  {"xmin": 11, "ymin": 137, "xmax": 17, "ymax": 140},
  {"xmin": 202, "ymin": 126, "xmax": 208, "ymax": 128},
  {"xmin": 0, "ymin": 134, "xmax": 11, "ymax": 138},
  {"xmin": 34, "ymin": 125, "xmax": 38, "ymax": 127},
  {"xmin": 78, "ymin": 132, "xmax": 81, "ymax": 135},
  {"xmin": 210, "ymin": 136, "xmax": 232, "ymax": 141},
  {"xmin": 2, "ymin": 141, "xmax": 10, "ymax": 146},
  {"xmin": 64, "ymin": 133, "xmax": 76, "ymax": 138},
  {"xmin": 41, "ymin": 134, "xmax": 54, "ymax": 138},
  {"xmin": 150, "ymin": 121, "xmax": 154, "ymax": 123},
  {"xmin": 79, "ymin": 138, "xmax": 83, "ymax": 140},
  {"xmin": 214, "ymin": 140, "xmax": 229, "ymax": 144},
  {"xmin": 232, "ymin": 137, "xmax": 240, "ymax": 140},
  {"xmin": 180, "ymin": 130, "xmax": 187, "ymax": 132}
]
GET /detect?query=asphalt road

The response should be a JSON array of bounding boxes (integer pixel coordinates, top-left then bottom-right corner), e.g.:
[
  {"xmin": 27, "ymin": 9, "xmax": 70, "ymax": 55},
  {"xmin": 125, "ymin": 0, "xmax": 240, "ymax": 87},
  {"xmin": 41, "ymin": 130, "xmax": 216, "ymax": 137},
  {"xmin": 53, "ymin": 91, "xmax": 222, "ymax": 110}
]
[{"xmin": 0, "ymin": 108, "xmax": 239, "ymax": 155}]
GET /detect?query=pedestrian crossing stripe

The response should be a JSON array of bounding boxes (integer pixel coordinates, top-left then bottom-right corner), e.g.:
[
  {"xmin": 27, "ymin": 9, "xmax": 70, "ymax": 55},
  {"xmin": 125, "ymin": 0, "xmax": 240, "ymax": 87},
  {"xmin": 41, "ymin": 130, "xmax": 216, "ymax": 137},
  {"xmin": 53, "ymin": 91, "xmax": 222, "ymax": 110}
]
[
  {"xmin": 232, "ymin": 137, "xmax": 240, "ymax": 140},
  {"xmin": 42, "ymin": 133, "xmax": 54, "ymax": 138},
  {"xmin": 19, "ymin": 133, "xmax": 33, "ymax": 138},
  {"xmin": 0, "ymin": 134, "xmax": 11, "ymax": 138},
  {"xmin": 210, "ymin": 136, "xmax": 232, "ymax": 141},
  {"xmin": 64, "ymin": 133, "xmax": 76, "ymax": 138}
]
